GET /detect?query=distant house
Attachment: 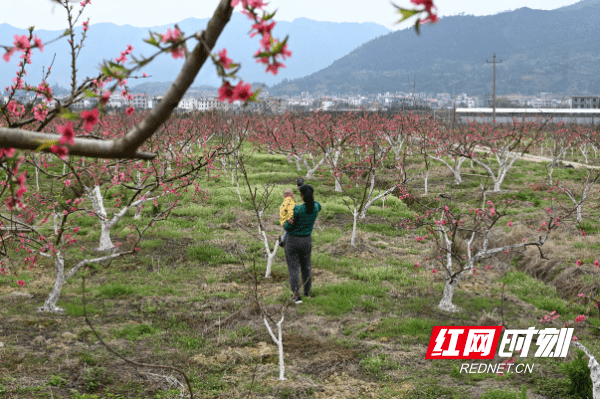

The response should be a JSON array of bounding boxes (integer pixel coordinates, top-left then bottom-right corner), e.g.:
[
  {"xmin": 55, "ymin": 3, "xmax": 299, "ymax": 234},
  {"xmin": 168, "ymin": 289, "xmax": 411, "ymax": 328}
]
[{"xmin": 572, "ymin": 95, "xmax": 600, "ymax": 109}]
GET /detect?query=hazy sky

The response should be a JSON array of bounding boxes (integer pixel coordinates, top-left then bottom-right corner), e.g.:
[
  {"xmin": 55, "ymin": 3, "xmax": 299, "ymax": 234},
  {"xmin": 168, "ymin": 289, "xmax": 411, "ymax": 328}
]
[{"xmin": 0, "ymin": 0, "xmax": 583, "ymax": 31}]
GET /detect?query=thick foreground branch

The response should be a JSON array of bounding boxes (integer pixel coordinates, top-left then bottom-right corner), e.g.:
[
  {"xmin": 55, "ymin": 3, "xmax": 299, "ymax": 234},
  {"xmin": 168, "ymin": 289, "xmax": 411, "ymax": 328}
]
[{"xmin": 0, "ymin": 0, "xmax": 234, "ymax": 160}]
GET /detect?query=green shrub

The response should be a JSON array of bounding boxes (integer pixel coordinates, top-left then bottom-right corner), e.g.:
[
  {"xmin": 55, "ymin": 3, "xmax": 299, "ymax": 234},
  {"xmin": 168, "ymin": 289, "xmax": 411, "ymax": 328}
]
[{"xmin": 562, "ymin": 349, "xmax": 593, "ymax": 399}]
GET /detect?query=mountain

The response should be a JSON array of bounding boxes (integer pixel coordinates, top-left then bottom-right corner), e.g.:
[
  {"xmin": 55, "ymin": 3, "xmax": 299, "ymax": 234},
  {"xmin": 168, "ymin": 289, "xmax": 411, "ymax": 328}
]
[
  {"xmin": 0, "ymin": 14, "xmax": 389, "ymax": 90},
  {"xmin": 270, "ymin": 1, "xmax": 600, "ymax": 96}
]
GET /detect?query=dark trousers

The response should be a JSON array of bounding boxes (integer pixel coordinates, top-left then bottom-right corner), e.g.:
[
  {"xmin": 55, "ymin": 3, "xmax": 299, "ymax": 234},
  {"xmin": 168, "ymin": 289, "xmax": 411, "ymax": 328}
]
[{"xmin": 284, "ymin": 235, "xmax": 312, "ymax": 297}]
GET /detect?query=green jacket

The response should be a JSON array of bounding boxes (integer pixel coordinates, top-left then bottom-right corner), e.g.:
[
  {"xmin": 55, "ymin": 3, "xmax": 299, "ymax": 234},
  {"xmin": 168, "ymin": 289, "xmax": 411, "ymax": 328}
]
[{"xmin": 284, "ymin": 201, "xmax": 322, "ymax": 236}]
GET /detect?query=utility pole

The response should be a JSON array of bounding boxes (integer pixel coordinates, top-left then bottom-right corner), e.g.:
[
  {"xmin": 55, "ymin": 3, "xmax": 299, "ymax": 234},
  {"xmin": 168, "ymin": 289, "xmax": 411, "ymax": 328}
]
[{"xmin": 486, "ymin": 53, "xmax": 502, "ymax": 128}]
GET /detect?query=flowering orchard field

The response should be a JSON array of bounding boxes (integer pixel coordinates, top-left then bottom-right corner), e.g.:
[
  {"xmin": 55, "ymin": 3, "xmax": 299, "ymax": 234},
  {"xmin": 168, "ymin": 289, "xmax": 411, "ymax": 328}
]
[{"xmin": 1, "ymin": 109, "xmax": 600, "ymax": 398}]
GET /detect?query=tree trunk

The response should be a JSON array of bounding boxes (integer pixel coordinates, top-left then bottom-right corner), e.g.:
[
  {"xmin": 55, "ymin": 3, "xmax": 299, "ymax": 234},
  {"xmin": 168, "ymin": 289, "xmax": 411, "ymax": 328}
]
[
  {"xmin": 264, "ymin": 315, "xmax": 286, "ymax": 381},
  {"xmin": 98, "ymin": 224, "xmax": 114, "ymax": 251},
  {"xmin": 39, "ymin": 255, "xmax": 66, "ymax": 313},
  {"xmin": 438, "ymin": 277, "xmax": 460, "ymax": 313},
  {"xmin": 264, "ymin": 238, "xmax": 280, "ymax": 278},
  {"xmin": 351, "ymin": 210, "xmax": 358, "ymax": 247},
  {"xmin": 334, "ymin": 178, "xmax": 342, "ymax": 192}
]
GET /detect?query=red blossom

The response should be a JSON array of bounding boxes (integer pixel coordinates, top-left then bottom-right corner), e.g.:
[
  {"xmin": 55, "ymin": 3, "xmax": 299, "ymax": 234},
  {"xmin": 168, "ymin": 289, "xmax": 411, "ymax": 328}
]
[
  {"xmin": 58, "ymin": 122, "xmax": 75, "ymax": 146},
  {"xmin": 50, "ymin": 145, "xmax": 68, "ymax": 160},
  {"xmin": 81, "ymin": 108, "xmax": 99, "ymax": 131},
  {"xmin": 218, "ymin": 48, "xmax": 233, "ymax": 69},
  {"xmin": 126, "ymin": 107, "xmax": 135, "ymax": 115},
  {"xmin": 218, "ymin": 81, "xmax": 235, "ymax": 103},
  {"xmin": 233, "ymin": 81, "xmax": 253, "ymax": 102}
]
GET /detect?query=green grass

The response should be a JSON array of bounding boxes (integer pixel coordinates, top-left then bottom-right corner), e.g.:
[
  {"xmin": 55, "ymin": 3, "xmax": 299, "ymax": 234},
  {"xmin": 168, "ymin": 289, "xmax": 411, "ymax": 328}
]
[
  {"xmin": 112, "ymin": 323, "xmax": 159, "ymax": 341},
  {"xmin": 305, "ymin": 281, "xmax": 388, "ymax": 316},
  {"xmin": 367, "ymin": 317, "xmax": 439, "ymax": 343},
  {"xmin": 187, "ymin": 244, "xmax": 238, "ymax": 265}
]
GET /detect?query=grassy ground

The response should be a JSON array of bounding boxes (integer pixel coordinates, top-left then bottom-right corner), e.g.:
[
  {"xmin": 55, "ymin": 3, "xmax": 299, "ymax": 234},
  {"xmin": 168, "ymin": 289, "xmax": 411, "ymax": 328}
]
[{"xmin": 1, "ymin": 145, "xmax": 600, "ymax": 399}]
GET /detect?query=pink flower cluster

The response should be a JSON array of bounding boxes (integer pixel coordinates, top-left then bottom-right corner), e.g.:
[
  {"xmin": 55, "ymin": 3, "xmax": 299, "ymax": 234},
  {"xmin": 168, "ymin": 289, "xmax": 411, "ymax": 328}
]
[
  {"xmin": 218, "ymin": 81, "xmax": 253, "ymax": 103},
  {"xmin": 49, "ymin": 122, "xmax": 77, "ymax": 161},
  {"xmin": 231, "ymin": 0, "xmax": 292, "ymax": 75},
  {"xmin": 161, "ymin": 28, "xmax": 184, "ymax": 59},
  {"xmin": 2, "ymin": 34, "xmax": 43, "ymax": 63},
  {"xmin": 540, "ymin": 311, "xmax": 560, "ymax": 323}
]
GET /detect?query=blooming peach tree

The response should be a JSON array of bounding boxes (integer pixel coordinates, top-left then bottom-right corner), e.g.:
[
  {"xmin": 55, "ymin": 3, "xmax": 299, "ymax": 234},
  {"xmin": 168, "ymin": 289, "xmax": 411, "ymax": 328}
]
[{"xmin": 414, "ymin": 190, "xmax": 572, "ymax": 312}]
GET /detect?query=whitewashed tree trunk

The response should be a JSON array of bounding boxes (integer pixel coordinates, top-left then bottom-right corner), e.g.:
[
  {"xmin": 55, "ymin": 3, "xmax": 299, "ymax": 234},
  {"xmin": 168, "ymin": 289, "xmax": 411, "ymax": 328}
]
[
  {"xmin": 359, "ymin": 175, "xmax": 397, "ymax": 219},
  {"xmin": 293, "ymin": 156, "xmax": 302, "ymax": 171},
  {"xmin": 39, "ymin": 253, "xmax": 66, "ymax": 313},
  {"xmin": 98, "ymin": 224, "xmax": 114, "ymax": 251},
  {"xmin": 571, "ymin": 342, "xmax": 600, "ymax": 399},
  {"xmin": 350, "ymin": 209, "xmax": 359, "ymax": 247},
  {"xmin": 424, "ymin": 169, "xmax": 429, "ymax": 194},
  {"xmin": 302, "ymin": 155, "xmax": 325, "ymax": 179},
  {"xmin": 39, "ymin": 250, "xmax": 127, "ymax": 313},
  {"xmin": 35, "ymin": 156, "xmax": 40, "ymax": 191},
  {"xmin": 472, "ymin": 151, "xmax": 520, "ymax": 192},
  {"xmin": 561, "ymin": 176, "xmax": 595, "ymax": 223},
  {"xmin": 430, "ymin": 155, "xmax": 466, "ymax": 185},
  {"xmin": 87, "ymin": 185, "xmax": 157, "ymax": 251},
  {"xmin": 580, "ymin": 145, "xmax": 589, "ymax": 164},
  {"xmin": 264, "ymin": 315, "xmax": 286, "ymax": 380},
  {"xmin": 334, "ymin": 178, "xmax": 342, "ymax": 192},
  {"xmin": 439, "ymin": 278, "xmax": 459, "ymax": 313},
  {"xmin": 236, "ymin": 182, "xmax": 242, "ymax": 204},
  {"xmin": 262, "ymin": 231, "xmax": 280, "ymax": 278},
  {"xmin": 257, "ymin": 211, "xmax": 281, "ymax": 278}
]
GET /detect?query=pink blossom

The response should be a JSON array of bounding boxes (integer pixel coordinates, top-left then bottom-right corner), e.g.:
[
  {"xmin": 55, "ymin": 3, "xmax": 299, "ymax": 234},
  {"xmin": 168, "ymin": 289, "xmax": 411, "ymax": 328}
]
[
  {"xmin": 81, "ymin": 108, "xmax": 99, "ymax": 131},
  {"xmin": 575, "ymin": 315, "xmax": 588, "ymax": 323},
  {"xmin": 13, "ymin": 35, "xmax": 30, "ymax": 51},
  {"xmin": 233, "ymin": 81, "xmax": 253, "ymax": 102},
  {"xmin": 0, "ymin": 148, "xmax": 15, "ymax": 158},
  {"xmin": 218, "ymin": 81, "xmax": 235, "ymax": 103},
  {"xmin": 17, "ymin": 280, "xmax": 25, "ymax": 287},
  {"xmin": 58, "ymin": 122, "xmax": 75, "ymax": 146},
  {"xmin": 171, "ymin": 47, "xmax": 185, "ymax": 59},
  {"xmin": 126, "ymin": 107, "xmax": 135, "ymax": 115},
  {"xmin": 50, "ymin": 145, "xmax": 68, "ymax": 160},
  {"xmin": 33, "ymin": 104, "xmax": 48, "ymax": 122},
  {"xmin": 573, "ymin": 335, "xmax": 578, "ymax": 342},
  {"xmin": 576, "ymin": 259, "xmax": 582, "ymax": 267},
  {"xmin": 251, "ymin": 20, "xmax": 276, "ymax": 38},
  {"xmin": 595, "ymin": 260, "xmax": 599, "ymax": 267},
  {"xmin": 432, "ymin": 268, "xmax": 437, "ymax": 273},
  {"xmin": 33, "ymin": 35, "xmax": 44, "ymax": 51},
  {"xmin": 218, "ymin": 48, "xmax": 233, "ymax": 69},
  {"xmin": 3, "ymin": 47, "xmax": 15, "ymax": 62},
  {"xmin": 414, "ymin": 262, "xmax": 421, "ymax": 268},
  {"xmin": 507, "ymin": 221, "xmax": 512, "ymax": 227},
  {"xmin": 101, "ymin": 91, "xmax": 111, "ymax": 104}
]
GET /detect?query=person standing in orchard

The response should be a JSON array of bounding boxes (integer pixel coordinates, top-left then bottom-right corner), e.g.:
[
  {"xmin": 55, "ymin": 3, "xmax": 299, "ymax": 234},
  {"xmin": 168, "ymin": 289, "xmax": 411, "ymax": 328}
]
[{"xmin": 283, "ymin": 184, "xmax": 321, "ymax": 304}]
